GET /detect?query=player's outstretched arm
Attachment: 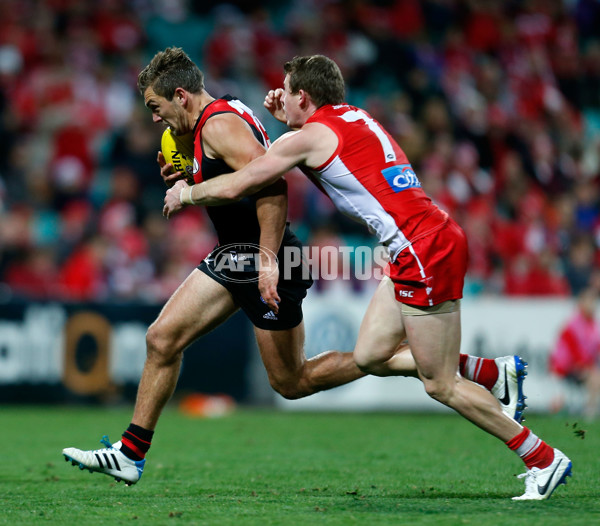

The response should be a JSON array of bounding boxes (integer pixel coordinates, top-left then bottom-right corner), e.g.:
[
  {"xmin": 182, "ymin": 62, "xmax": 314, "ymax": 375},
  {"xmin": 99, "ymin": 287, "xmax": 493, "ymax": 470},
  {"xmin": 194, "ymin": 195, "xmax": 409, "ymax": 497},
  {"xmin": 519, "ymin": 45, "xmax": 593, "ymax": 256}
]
[
  {"xmin": 162, "ymin": 152, "xmax": 288, "ymax": 218},
  {"xmin": 163, "ymin": 132, "xmax": 299, "ymax": 218},
  {"xmin": 162, "ymin": 123, "xmax": 337, "ymax": 217}
]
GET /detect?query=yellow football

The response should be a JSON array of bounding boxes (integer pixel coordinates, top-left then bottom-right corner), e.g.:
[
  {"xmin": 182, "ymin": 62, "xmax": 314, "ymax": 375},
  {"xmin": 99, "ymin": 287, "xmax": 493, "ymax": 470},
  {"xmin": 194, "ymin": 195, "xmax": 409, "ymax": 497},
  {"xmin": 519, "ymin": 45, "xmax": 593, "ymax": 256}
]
[{"xmin": 160, "ymin": 128, "xmax": 197, "ymax": 184}]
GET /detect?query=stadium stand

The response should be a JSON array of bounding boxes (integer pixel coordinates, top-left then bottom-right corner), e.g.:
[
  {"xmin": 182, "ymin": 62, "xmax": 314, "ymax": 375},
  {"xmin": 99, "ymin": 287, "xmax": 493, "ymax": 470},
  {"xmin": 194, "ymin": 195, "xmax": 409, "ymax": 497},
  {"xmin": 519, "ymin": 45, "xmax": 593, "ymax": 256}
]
[{"xmin": 0, "ymin": 0, "xmax": 599, "ymax": 302}]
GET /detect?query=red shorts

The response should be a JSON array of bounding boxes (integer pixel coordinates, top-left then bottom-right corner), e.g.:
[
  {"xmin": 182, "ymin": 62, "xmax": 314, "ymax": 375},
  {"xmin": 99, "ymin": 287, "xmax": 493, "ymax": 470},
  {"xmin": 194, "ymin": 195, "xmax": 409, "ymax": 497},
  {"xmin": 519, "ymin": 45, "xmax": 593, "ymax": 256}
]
[{"xmin": 386, "ymin": 218, "xmax": 468, "ymax": 307}]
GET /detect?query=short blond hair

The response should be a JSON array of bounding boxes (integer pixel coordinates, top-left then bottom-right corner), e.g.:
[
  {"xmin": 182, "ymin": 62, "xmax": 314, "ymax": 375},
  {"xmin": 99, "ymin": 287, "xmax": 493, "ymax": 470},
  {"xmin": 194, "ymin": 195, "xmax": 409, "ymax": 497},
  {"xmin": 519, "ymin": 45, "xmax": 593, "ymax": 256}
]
[{"xmin": 138, "ymin": 47, "xmax": 204, "ymax": 99}]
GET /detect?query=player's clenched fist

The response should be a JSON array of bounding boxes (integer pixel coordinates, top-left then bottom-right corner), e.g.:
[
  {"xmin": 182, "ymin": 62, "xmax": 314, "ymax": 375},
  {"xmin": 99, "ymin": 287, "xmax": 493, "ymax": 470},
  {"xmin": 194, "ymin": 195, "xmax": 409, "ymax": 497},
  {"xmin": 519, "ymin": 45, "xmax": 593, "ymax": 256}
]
[
  {"xmin": 163, "ymin": 179, "xmax": 189, "ymax": 219},
  {"xmin": 264, "ymin": 88, "xmax": 286, "ymax": 123}
]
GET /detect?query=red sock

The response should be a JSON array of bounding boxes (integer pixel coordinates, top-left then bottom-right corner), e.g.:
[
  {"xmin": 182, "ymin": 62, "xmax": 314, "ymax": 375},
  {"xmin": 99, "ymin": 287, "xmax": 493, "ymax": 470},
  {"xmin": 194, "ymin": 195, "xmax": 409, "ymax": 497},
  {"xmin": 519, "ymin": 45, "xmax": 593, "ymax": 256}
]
[
  {"xmin": 459, "ymin": 354, "xmax": 499, "ymax": 390},
  {"xmin": 506, "ymin": 427, "xmax": 554, "ymax": 469}
]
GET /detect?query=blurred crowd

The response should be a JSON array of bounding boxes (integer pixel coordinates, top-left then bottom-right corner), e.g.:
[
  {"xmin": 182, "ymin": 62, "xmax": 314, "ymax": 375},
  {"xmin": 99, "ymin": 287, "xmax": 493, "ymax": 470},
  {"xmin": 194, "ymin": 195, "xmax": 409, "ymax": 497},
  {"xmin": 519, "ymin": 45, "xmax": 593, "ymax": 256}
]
[{"xmin": 0, "ymin": 0, "xmax": 599, "ymax": 303}]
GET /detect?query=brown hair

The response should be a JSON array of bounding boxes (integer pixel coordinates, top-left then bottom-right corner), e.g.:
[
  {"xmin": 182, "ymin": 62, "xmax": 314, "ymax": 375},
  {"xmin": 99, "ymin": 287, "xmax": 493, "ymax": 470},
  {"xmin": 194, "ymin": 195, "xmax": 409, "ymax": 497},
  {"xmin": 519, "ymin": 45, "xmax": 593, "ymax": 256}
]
[
  {"xmin": 283, "ymin": 55, "xmax": 345, "ymax": 108},
  {"xmin": 137, "ymin": 47, "xmax": 204, "ymax": 99}
]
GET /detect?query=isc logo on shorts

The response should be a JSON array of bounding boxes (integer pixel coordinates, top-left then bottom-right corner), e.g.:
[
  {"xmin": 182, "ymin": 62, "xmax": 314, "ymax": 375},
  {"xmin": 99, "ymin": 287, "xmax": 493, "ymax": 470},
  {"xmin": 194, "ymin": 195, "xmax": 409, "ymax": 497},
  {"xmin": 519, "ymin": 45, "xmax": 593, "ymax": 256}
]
[
  {"xmin": 381, "ymin": 164, "xmax": 421, "ymax": 193},
  {"xmin": 397, "ymin": 290, "xmax": 414, "ymax": 297}
]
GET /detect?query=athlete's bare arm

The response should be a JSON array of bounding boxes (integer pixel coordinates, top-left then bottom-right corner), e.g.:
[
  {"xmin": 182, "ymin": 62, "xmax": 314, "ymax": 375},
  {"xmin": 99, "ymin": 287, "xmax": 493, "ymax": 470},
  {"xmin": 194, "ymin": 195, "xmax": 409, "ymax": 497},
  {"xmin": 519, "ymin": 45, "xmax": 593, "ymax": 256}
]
[
  {"xmin": 252, "ymin": 179, "xmax": 287, "ymax": 312},
  {"xmin": 162, "ymin": 122, "xmax": 338, "ymax": 216}
]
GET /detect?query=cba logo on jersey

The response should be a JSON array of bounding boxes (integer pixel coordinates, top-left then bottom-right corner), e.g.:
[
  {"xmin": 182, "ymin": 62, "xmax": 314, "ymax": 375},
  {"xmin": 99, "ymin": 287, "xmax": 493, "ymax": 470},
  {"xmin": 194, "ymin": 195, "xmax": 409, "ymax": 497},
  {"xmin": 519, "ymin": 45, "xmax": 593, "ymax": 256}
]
[{"xmin": 381, "ymin": 164, "xmax": 421, "ymax": 193}]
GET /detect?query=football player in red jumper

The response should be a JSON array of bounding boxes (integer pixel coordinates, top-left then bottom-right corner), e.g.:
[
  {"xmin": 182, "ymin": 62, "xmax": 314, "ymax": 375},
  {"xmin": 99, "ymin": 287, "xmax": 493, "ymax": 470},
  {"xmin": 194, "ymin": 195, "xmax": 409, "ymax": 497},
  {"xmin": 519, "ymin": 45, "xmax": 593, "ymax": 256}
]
[{"xmin": 162, "ymin": 55, "xmax": 571, "ymax": 501}]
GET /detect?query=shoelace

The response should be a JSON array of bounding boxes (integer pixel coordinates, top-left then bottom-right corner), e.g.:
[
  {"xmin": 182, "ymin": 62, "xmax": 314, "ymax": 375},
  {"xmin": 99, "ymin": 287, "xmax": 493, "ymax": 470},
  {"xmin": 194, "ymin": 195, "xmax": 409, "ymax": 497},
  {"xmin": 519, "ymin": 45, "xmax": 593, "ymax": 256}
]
[
  {"xmin": 100, "ymin": 435, "xmax": 113, "ymax": 449},
  {"xmin": 516, "ymin": 469, "xmax": 538, "ymax": 492}
]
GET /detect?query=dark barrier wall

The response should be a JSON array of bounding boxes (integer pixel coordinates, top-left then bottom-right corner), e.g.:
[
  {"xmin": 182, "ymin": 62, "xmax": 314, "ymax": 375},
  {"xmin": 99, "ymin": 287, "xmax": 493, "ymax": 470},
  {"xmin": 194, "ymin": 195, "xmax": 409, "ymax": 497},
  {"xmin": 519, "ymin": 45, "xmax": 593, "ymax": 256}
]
[{"xmin": 0, "ymin": 302, "xmax": 253, "ymax": 403}]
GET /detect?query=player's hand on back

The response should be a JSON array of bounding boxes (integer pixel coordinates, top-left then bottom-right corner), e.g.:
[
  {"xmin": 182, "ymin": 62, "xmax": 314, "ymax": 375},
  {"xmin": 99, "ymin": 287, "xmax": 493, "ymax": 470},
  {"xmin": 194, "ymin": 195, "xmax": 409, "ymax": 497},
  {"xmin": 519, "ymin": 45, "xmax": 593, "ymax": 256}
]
[
  {"xmin": 264, "ymin": 89, "xmax": 286, "ymax": 124},
  {"xmin": 157, "ymin": 151, "xmax": 186, "ymax": 188}
]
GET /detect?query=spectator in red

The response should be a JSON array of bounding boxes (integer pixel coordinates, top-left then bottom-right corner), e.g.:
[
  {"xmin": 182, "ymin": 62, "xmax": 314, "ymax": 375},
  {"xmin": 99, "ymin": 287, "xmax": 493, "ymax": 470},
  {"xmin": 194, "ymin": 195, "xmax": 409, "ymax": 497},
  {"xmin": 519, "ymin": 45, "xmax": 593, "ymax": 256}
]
[
  {"xmin": 503, "ymin": 251, "xmax": 569, "ymax": 296},
  {"xmin": 550, "ymin": 287, "xmax": 600, "ymax": 418},
  {"xmin": 57, "ymin": 236, "xmax": 108, "ymax": 301},
  {"xmin": 4, "ymin": 247, "xmax": 58, "ymax": 299}
]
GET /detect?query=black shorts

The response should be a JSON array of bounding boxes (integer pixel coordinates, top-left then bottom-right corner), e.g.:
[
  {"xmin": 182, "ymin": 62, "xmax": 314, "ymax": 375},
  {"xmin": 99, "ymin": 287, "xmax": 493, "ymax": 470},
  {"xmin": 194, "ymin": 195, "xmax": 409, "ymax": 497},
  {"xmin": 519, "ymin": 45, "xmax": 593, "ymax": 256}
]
[{"xmin": 198, "ymin": 234, "xmax": 313, "ymax": 330}]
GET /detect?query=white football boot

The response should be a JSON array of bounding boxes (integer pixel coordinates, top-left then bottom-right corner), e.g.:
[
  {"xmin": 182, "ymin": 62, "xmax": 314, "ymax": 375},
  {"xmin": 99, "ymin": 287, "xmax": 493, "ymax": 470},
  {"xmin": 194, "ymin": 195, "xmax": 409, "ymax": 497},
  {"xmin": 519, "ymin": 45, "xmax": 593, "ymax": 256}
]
[
  {"xmin": 491, "ymin": 355, "xmax": 527, "ymax": 423},
  {"xmin": 62, "ymin": 436, "xmax": 145, "ymax": 486},
  {"xmin": 512, "ymin": 449, "xmax": 572, "ymax": 500}
]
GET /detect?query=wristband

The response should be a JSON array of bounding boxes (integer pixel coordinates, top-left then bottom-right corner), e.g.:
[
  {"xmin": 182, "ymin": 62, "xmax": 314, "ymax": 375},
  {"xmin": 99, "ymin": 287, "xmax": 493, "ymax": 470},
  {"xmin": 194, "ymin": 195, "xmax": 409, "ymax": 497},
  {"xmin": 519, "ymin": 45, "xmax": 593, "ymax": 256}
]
[{"xmin": 180, "ymin": 185, "xmax": 195, "ymax": 205}]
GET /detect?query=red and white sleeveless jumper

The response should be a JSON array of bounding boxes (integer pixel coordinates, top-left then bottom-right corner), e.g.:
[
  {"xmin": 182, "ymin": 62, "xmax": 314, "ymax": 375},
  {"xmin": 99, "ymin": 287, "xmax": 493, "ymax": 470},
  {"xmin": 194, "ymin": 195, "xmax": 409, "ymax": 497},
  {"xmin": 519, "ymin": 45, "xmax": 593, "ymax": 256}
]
[{"xmin": 303, "ymin": 104, "xmax": 468, "ymax": 306}]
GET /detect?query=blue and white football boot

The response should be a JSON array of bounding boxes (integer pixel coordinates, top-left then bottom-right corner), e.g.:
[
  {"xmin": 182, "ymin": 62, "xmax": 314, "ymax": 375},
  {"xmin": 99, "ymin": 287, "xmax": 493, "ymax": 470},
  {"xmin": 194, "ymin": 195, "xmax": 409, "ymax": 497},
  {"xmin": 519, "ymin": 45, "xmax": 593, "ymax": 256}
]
[
  {"xmin": 512, "ymin": 448, "xmax": 572, "ymax": 500},
  {"xmin": 62, "ymin": 435, "xmax": 145, "ymax": 486},
  {"xmin": 491, "ymin": 355, "xmax": 528, "ymax": 423}
]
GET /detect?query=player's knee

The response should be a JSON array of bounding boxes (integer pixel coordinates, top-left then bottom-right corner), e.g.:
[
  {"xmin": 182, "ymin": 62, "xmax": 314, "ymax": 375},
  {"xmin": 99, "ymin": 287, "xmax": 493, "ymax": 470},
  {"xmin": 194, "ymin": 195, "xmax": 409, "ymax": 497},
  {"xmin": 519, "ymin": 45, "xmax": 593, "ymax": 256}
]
[
  {"xmin": 269, "ymin": 376, "xmax": 311, "ymax": 400},
  {"xmin": 354, "ymin": 351, "xmax": 382, "ymax": 375},
  {"xmin": 145, "ymin": 323, "xmax": 182, "ymax": 365},
  {"xmin": 422, "ymin": 378, "xmax": 453, "ymax": 404}
]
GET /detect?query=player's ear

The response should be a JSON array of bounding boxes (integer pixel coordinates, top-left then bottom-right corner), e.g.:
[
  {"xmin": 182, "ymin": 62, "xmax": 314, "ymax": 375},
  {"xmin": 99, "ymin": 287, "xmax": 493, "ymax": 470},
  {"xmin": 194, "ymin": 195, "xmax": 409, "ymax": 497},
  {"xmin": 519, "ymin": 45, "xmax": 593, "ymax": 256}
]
[
  {"xmin": 298, "ymin": 89, "xmax": 309, "ymax": 109},
  {"xmin": 174, "ymin": 87, "xmax": 187, "ymax": 106}
]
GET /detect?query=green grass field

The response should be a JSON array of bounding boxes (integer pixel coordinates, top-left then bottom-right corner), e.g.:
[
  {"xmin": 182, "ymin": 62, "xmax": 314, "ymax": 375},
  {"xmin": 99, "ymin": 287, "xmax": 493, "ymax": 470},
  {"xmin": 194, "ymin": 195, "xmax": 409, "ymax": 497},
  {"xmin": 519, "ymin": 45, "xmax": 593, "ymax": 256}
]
[{"xmin": 1, "ymin": 406, "xmax": 598, "ymax": 525}]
